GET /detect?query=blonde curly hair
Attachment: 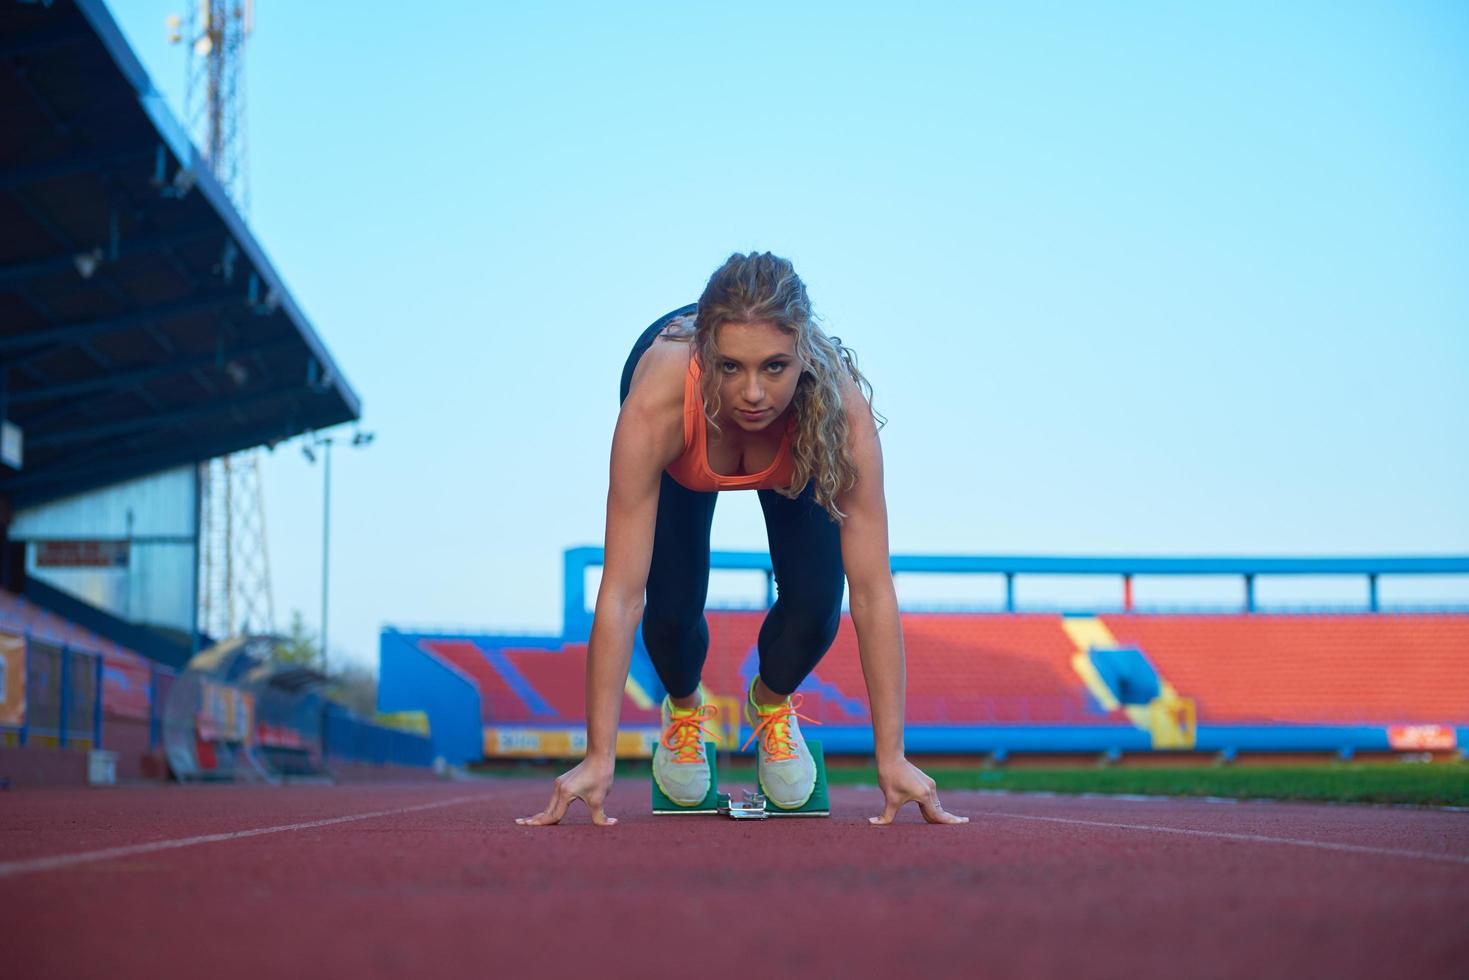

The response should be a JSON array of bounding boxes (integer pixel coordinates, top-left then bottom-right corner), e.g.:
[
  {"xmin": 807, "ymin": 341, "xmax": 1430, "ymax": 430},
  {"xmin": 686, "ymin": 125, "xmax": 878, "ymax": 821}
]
[{"xmin": 667, "ymin": 251, "xmax": 881, "ymax": 523}]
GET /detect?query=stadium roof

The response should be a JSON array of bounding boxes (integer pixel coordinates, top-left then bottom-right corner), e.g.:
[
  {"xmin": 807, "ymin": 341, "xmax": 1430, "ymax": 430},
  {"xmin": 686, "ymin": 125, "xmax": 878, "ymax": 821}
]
[{"xmin": 0, "ymin": 0, "xmax": 360, "ymax": 508}]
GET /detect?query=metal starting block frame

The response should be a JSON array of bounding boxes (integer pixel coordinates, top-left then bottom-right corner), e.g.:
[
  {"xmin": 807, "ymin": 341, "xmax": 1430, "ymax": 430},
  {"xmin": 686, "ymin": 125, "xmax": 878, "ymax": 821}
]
[
  {"xmin": 652, "ymin": 741, "xmax": 831, "ymax": 818},
  {"xmin": 717, "ymin": 790, "xmax": 769, "ymax": 819}
]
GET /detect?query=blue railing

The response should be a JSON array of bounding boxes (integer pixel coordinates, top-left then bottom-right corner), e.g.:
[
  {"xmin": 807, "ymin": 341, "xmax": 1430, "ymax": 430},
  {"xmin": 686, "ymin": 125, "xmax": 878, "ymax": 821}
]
[
  {"xmin": 2, "ymin": 624, "xmax": 433, "ymax": 771},
  {"xmin": 2, "ymin": 635, "xmax": 103, "ymax": 749},
  {"xmin": 323, "ymin": 703, "xmax": 434, "ymax": 767},
  {"xmin": 562, "ymin": 548, "xmax": 1469, "ymax": 635}
]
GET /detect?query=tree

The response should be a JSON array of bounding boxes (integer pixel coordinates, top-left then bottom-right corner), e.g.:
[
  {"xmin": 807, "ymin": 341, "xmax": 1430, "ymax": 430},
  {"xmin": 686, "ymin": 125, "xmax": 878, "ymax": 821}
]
[
  {"xmin": 324, "ymin": 661, "xmax": 378, "ymax": 717},
  {"xmin": 268, "ymin": 609, "xmax": 377, "ymax": 715},
  {"xmin": 273, "ymin": 610, "xmax": 322, "ymax": 668}
]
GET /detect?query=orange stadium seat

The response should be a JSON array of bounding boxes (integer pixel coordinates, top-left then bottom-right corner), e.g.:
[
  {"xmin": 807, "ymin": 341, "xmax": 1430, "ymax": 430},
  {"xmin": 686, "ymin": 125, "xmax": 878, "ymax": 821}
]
[
  {"xmin": 422, "ymin": 639, "xmax": 661, "ymax": 726},
  {"xmin": 1099, "ymin": 614, "xmax": 1469, "ymax": 723},
  {"xmin": 506, "ymin": 644, "xmax": 661, "ymax": 725},
  {"xmin": 416, "ymin": 610, "xmax": 1468, "ymax": 731},
  {"xmin": 701, "ymin": 611, "xmax": 1111, "ymax": 725},
  {"xmin": 420, "ymin": 639, "xmax": 539, "ymax": 723}
]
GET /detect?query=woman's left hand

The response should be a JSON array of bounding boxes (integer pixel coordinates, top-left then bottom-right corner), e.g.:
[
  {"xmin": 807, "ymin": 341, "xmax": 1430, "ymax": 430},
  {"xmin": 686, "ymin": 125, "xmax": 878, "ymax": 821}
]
[{"xmin": 868, "ymin": 757, "xmax": 969, "ymax": 825}]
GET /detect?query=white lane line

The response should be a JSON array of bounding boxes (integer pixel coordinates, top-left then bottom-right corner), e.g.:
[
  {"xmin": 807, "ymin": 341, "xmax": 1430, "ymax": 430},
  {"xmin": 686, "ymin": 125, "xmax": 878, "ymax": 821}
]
[
  {"xmin": 974, "ymin": 810, "xmax": 1469, "ymax": 867},
  {"xmin": 0, "ymin": 793, "xmax": 490, "ymax": 880}
]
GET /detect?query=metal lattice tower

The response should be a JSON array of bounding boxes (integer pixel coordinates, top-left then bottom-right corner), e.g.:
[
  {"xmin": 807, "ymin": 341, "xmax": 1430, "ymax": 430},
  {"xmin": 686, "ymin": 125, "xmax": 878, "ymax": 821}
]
[
  {"xmin": 171, "ymin": 0, "xmax": 253, "ymax": 213},
  {"xmin": 198, "ymin": 455, "xmax": 275, "ymax": 639},
  {"xmin": 170, "ymin": 3, "xmax": 274, "ymax": 639}
]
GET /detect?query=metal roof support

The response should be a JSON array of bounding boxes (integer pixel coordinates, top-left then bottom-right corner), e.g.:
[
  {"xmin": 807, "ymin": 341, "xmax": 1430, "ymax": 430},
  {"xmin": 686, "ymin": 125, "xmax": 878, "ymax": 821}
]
[
  {"xmin": 0, "ymin": 291, "xmax": 241, "ymax": 356},
  {"xmin": 16, "ymin": 366, "xmax": 171, "ymax": 436},
  {"xmin": 0, "ymin": 19, "xmax": 88, "ymax": 58},
  {"xmin": 4, "ymin": 155, "xmax": 203, "ymax": 376},
  {"xmin": 6, "ymin": 49, "xmax": 67, "ymax": 130},
  {"xmin": 7, "ymin": 358, "xmax": 50, "ymax": 391},
  {"xmin": 6, "ymin": 413, "xmax": 324, "ymax": 506},
  {"xmin": 28, "ymin": 385, "xmax": 302, "ymax": 449},
  {"xmin": 0, "ymin": 80, "xmax": 179, "ymax": 376},
  {"xmin": 0, "ymin": 222, "xmax": 222, "ymax": 287},
  {"xmin": 0, "ymin": 283, "xmax": 123, "ymax": 397},
  {"xmin": 3, "ymin": 184, "xmax": 225, "ymax": 370},
  {"xmin": 7, "ymin": 337, "xmax": 298, "ymax": 407},
  {"xmin": 141, "ymin": 323, "xmax": 177, "ymax": 356},
  {"xmin": 7, "ymin": 279, "xmax": 59, "ymax": 327},
  {"xmin": 94, "ymin": 166, "xmax": 217, "ymax": 314},
  {"xmin": 0, "ymin": 143, "xmax": 153, "ymax": 193}
]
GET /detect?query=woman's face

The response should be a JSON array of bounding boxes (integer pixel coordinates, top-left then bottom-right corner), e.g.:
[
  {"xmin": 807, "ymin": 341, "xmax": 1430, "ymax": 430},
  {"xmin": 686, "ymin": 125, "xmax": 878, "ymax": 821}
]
[{"xmin": 712, "ymin": 320, "xmax": 801, "ymax": 432}]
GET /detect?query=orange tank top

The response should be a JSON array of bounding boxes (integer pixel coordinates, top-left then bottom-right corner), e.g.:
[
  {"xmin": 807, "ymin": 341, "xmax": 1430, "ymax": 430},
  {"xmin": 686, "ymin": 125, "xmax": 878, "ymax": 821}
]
[{"xmin": 665, "ymin": 352, "xmax": 796, "ymax": 492}]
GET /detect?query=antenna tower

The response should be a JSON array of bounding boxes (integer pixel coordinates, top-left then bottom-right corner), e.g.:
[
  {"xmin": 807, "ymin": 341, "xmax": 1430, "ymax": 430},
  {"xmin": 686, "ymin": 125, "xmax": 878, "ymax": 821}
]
[{"xmin": 169, "ymin": 2, "xmax": 275, "ymax": 640}]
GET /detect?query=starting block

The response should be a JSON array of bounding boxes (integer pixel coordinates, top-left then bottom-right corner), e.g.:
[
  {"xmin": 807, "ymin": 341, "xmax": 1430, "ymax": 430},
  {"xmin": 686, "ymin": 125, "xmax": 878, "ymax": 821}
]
[
  {"xmin": 652, "ymin": 740, "xmax": 830, "ymax": 818},
  {"xmin": 718, "ymin": 789, "xmax": 769, "ymax": 819},
  {"xmin": 651, "ymin": 741, "xmax": 723, "ymax": 814}
]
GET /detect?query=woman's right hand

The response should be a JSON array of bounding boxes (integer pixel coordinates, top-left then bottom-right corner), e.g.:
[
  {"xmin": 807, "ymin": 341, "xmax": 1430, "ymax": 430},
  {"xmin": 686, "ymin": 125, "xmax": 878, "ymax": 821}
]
[{"xmin": 515, "ymin": 755, "xmax": 618, "ymax": 827}]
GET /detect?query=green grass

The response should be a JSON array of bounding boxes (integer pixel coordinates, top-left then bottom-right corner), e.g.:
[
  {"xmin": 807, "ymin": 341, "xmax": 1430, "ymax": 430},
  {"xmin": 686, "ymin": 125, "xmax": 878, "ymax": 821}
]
[
  {"xmin": 468, "ymin": 760, "xmax": 1468, "ymax": 806},
  {"xmin": 823, "ymin": 763, "xmax": 1469, "ymax": 807}
]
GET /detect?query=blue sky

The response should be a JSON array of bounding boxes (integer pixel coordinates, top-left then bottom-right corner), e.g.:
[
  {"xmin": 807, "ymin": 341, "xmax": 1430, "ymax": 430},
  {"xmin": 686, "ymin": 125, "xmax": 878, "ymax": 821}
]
[{"xmin": 106, "ymin": 1, "xmax": 1469, "ymax": 669}]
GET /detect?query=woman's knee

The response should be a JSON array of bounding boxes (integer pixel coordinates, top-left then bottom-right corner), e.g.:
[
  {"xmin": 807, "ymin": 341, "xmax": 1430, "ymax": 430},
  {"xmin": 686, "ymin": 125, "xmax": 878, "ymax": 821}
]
[
  {"xmin": 642, "ymin": 607, "xmax": 707, "ymax": 698},
  {"xmin": 759, "ymin": 617, "xmax": 838, "ymax": 694},
  {"xmin": 640, "ymin": 605, "xmax": 704, "ymax": 655},
  {"xmin": 796, "ymin": 607, "xmax": 842, "ymax": 653},
  {"xmin": 764, "ymin": 602, "xmax": 841, "ymax": 658}
]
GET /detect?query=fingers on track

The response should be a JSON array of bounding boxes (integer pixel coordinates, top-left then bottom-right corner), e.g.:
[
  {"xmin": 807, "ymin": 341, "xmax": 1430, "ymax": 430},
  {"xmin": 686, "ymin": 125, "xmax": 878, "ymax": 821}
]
[
  {"xmin": 516, "ymin": 785, "xmax": 618, "ymax": 827},
  {"xmin": 869, "ymin": 793, "xmax": 970, "ymax": 825}
]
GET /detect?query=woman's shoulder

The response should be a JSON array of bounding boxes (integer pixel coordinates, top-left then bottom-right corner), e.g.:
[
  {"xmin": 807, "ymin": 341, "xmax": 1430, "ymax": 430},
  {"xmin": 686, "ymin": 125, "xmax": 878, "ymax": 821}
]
[
  {"xmin": 618, "ymin": 333, "xmax": 691, "ymax": 471},
  {"xmin": 623, "ymin": 330, "xmax": 693, "ymax": 416}
]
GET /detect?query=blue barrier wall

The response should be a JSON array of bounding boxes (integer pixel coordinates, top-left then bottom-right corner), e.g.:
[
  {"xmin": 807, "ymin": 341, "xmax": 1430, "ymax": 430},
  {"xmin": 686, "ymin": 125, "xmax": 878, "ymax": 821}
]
[
  {"xmin": 377, "ymin": 628, "xmax": 481, "ymax": 764},
  {"xmin": 323, "ymin": 703, "xmax": 434, "ymax": 767}
]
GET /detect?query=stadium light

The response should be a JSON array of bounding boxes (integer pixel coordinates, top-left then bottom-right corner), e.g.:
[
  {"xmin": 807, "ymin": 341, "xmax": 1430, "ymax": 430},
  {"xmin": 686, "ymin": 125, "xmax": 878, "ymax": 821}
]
[{"xmin": 303, "ymin": 429, "xmax": 375, "ymax": 672}]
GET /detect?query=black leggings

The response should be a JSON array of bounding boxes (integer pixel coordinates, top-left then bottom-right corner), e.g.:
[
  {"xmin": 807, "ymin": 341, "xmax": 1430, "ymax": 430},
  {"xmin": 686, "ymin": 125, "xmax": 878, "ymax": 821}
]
[{"xmin": 620, "ymin": 306, "xmax": 846, "ymax": 699}]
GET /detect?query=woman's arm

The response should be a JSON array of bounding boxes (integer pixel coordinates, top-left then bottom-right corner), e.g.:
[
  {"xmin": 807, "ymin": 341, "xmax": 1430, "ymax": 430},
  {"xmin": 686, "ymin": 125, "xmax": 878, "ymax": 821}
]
[
  {"xmin": 518, "ymin": 369, "xmax": 676, "ymax": 827},
  {"xmin": 835, "ymin": 384, "xmax": 905, "ymax": 765},
  {"xmin": 583, "ymin": 399, "xmax": 665, "ymax": 760},
  {"xmin": 836, "ymin": 377, "xmax": 968, "ymax": 826}
]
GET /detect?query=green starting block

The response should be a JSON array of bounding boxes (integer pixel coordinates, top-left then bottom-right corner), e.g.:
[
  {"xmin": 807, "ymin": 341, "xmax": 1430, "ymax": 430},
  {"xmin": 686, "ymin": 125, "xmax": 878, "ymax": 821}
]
[
  {"xmin": 757, "ymin": 740, "xmax": 830, "ymax": 817},
  {"xmin": 651, "ymin": 740, "xmax": 830, "ymax": 818},
  {"xmin": 652, "ymin": 741, "xmax": 722, "ymax": 814}
]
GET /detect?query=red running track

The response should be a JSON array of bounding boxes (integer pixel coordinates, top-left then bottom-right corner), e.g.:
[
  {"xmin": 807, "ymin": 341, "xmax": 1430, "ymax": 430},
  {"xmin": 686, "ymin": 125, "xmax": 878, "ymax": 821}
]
[{"xmin": 3, "ymin": 780, "xmax": 1467, "ymax": 979}]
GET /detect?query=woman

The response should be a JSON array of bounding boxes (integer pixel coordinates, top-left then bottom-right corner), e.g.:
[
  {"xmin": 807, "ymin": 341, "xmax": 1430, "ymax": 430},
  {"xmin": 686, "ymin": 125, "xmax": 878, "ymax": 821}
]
[{"xmin": 517, "ymin": 252, "xmax": 966, "ymax": 827}]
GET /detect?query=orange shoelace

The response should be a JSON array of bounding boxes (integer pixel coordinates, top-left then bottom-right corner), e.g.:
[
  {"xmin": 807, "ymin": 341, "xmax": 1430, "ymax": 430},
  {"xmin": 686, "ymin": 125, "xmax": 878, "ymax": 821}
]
[
  {"xmin": 661, "ymin": 703, "xmax": 718, "ymax": 763},
  {"xmin": 740, "ymin": 693, "xmax": 820, "ymax": 762}
]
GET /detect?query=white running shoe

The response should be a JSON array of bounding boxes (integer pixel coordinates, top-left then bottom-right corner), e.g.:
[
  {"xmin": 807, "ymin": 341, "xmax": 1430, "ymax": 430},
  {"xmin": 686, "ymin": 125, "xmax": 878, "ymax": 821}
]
[
  {"xmin": 741, "ymin": 677, "xmax": 819, "ymax": 810},
  {"xmin": 653, "ymin": 694, "xmax": 718, "ymax": 807}
]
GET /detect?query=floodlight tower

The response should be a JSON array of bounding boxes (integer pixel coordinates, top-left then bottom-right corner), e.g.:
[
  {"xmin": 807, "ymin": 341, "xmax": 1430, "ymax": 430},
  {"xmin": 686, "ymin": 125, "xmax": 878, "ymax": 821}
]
[
  {"xmin": 168, "ymin": 0, "xmax": 253, "ymax": 212},
  {"xmin": 168, "ymin": 2, "xmax": 275, "ymax": 642}
]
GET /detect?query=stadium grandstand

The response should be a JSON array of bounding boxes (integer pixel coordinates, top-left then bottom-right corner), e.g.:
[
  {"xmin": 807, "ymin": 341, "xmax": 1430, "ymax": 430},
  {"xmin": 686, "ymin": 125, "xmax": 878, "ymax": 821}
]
[
  {"xmin": 382, "ymin": 547, "xmax": 1469, "ymax": 767},
  {"xmin": 0, "ymin": 0, "xmax": 431, "ymax": 786}
]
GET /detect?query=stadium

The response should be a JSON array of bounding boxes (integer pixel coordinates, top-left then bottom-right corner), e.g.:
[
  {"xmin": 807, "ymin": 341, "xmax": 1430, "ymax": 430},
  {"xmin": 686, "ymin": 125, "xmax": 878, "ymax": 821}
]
[
  {"xmin": 385, "ymin": 547, "xmax": 1469, "ymax": 765},
  {"xmin": 3, "ymin": 2, "xmax": 1467, "ymax": 979}
]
